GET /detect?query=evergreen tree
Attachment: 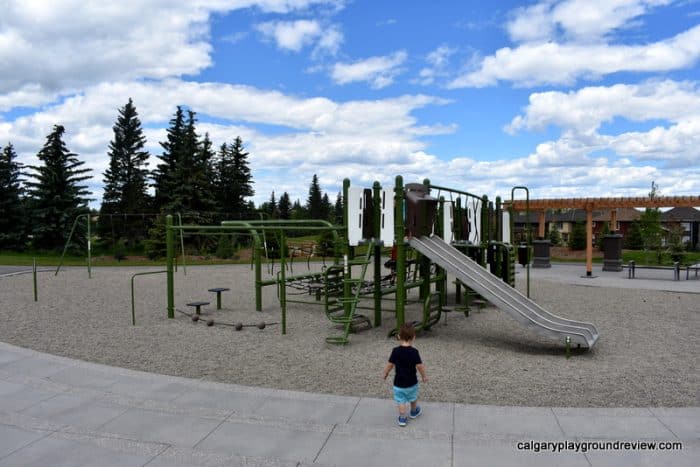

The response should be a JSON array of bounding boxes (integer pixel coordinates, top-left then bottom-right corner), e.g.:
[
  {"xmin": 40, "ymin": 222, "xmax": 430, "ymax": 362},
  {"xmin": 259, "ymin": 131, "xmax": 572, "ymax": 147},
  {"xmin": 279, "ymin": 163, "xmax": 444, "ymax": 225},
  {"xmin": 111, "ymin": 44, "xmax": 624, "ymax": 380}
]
[
  {"xmin": 0, "ymin": 143, "xmax": 27, "ymax": 250},
  {"xmin": 152, "ymin": 106, "xmax": 185, "ymax": 212},
  {"xmin": 154, "ymin": 108, "xmax": 216, "ymax": 218},
  {"xmin": 230, "ymin": 136, "xmax": 254, "ymax": 218},
  {"xmin": 214, "ymin": 136, "xmax": 254, "ymax": 220},
  {"xmin": 548, "ymin": 223, "xmax": 561, "ymax": 246},
  {"xmin": 624, "ymin": 221, "xmax": 644, "ymax": 250},
  {"xmin": 596, "ymin": 222, "xmax": 610, "ymax": 251},
  {"xmin": 26, "ymin": 125, "xmax": 91, "ymax": 250},
  {"xmin": 99, "ymin": 98, "xmax": 151, "ymax": 248},
  {"xmin": 306, "ymin": 174, "xmax": 323, "ymax": 219},
  {"xmin": 640, "ymin": 181, "xmax": 663, "ymax": 263},
  {"xmin": 278, "ymin": 191, "xmax": 291, "ymax": 220},
  {"xmin": 266, "ymin": 191, "xmax": 278, "ymax": 219},
  {"xmin": 291, "ymin": 199, "xmax": 305, "ymax": 219},
  {"xmin": 569, "ymin": 222, "xmax": 586, "ymax": 250},
  {"xmin": 320, "ymin": 193, "xmax": 332, "ymax": 221},
  {"xmin": 334, "ymin": 192, "xmax": 343, "ymax": 224}
]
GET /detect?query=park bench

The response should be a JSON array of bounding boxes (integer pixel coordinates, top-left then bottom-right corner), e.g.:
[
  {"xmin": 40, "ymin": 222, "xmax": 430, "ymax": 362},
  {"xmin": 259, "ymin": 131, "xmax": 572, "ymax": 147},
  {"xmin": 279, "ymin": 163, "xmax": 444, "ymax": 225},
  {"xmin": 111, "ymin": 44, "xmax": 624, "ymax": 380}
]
[{"xmin": 627, "ymin": 260, "xmax": 681, "ymax": 281}]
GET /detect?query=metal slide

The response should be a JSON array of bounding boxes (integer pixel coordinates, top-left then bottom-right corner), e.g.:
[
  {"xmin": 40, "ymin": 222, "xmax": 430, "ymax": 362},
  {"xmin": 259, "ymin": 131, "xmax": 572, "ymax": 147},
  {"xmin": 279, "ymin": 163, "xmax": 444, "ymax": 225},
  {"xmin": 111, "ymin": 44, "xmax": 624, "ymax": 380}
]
[{"xmin": 409, "ymin": 236, "xmax": 599, "ymax": 349}]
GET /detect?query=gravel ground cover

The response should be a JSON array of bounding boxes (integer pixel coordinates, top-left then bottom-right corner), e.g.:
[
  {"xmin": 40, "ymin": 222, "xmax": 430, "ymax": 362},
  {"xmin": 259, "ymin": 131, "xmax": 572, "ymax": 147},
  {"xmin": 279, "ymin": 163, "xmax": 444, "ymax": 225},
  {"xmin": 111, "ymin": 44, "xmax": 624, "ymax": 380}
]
[{"xmin": 0, "ymin": 264, "xmax": 697, "ymax": 407}]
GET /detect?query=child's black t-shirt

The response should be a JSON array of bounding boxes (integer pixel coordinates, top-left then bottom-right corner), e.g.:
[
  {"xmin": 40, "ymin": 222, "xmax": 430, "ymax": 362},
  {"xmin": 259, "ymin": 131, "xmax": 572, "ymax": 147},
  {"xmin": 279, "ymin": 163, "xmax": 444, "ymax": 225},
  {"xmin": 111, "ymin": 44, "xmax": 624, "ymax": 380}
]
[{"xmin": 389, "ymin": 345, "xmax": 422, "ymax": 388}]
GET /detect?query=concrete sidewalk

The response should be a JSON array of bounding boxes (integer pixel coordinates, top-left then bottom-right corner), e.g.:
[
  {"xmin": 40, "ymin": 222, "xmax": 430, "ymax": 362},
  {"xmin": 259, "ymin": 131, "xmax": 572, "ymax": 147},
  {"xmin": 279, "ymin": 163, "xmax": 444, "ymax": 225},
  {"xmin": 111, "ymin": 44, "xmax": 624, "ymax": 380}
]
[{"xmin": 0, "ymin": 342, "xmax": 696, "ymax": 466}]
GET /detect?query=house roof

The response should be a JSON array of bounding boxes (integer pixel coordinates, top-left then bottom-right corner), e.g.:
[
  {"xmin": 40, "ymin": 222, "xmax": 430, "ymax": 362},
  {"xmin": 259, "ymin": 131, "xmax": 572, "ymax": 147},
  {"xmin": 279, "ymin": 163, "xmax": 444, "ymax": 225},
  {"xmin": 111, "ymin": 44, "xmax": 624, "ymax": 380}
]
[
  {"xmin": 592, "ymin": 208, "xmax": 642, "ymax": 222},
  {"xmin": 661, "ymin": 207, "xmax": 700, "ymax": 221}
]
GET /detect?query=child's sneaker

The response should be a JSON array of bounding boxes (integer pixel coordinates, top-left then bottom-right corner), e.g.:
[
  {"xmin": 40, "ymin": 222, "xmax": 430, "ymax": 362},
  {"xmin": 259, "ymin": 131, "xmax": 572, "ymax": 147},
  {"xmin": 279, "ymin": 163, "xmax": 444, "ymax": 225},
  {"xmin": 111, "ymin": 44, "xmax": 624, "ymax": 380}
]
[
  {"xmin": 410, "ymin": 406, "xmax": 422, "ymax": 418},
  {"xmin": 397, "ymin": 416, "xmax": 407, "ymax": 427}
]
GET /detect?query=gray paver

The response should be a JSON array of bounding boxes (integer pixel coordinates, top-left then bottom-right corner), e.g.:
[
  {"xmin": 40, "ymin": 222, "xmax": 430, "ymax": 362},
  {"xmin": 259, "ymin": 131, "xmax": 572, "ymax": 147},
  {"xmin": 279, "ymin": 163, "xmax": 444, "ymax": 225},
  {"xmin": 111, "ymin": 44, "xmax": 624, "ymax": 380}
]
[
  {"xmin": 253, "ymin": 394, "xmax": 358, "ymax": 424},
  {"xmin": 20, "ymin": 394, "xmax": 128, "ymax": 431},
  {"xmin": 0, "ymin": 380, "xmax": 56, "ymax": 412},
  {"xmin": 0, "ymin": 355, "xmax": 73, "ymax": 380},
  {"xmin": 455, "ymin": 405, "xmax": 565, "ymax": 438},
  {"xmin": 105, "ymin": 376, "xmax": 190, "ymax": 402},
  {"xmin": 171, "ymin": 386, "xmax": 267, "ymax": 415},
  {"xmin": 0, "ymin": 424, "xmax": 48, "ymax": 459},
  {"xmin": 348, "ymin": 397, "xmax": 453, "ymax": 431},
  {"xmin": 580, "ymin": 438, "xmax": 698, "ymax": 467},
  {"xmin": 316, "ymin": 427, "xmax": 451, "ymax": 467},
  {"xmin": 553, "ymin": 408, "xmax": 677, "ymax": 439},
  {"xmin": 196, "ymin": 419, "xmax": 331, "ymax": 462},
  {"xmin": 49, "ymin": 366, "xmax": 120, "ymax": 390},
  {"xmin": 98, "ymin": 408, "xmax": 224, "ymax": 448},
  {"xmin": 0, "ymin": 434, "xmax": 155, "ymax": 467},
  {"xmin": 452, "ymin": 434, "xmax": 590, "ymax": 467}
]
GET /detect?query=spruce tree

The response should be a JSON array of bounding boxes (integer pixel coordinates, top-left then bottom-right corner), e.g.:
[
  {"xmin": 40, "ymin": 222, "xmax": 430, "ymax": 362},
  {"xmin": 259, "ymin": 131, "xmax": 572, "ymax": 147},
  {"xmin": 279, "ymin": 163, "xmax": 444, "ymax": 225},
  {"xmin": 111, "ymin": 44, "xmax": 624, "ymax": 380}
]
[
  {"xmin": 306, "ymin": 174, "xmax": 323, "ymax": 219},
  {"xmin": 26, "ymin": 125, "xmax": 91, "ymax": 250},
  {"xmin": 320, "ymin": 192, "xmax": 332, "ymax": 221},
  {"xmin": 278, "ymin": 192, "xmax": 291, "ymax": 220},
  {"xmin": 214, "ymin": 136, "xmax": 254, "ymax": 220},
  {"xmin": 267, "ymin": 191, "xmax": 278, "ymax": 219},
  {"xmin": 152, "ymin": 106, "xmax": 185, "ymax": 212},
  {"xmin": 99, "ymin": 98, "xmax": 151, "ymax": 247},
  {"xmin": 229, "ymin": 136, "xmax": 254, "ymax": 218},
  {"xmin": 334, "ymin": 192, "xmax": 343, "ymax": 224},
  {"xmin": 0, "ymin": 143, "xmax": 27, "ymax": 250},
  {"xmin": 569, "ymin": 222, "xmax": 586, "ymax": 250}
]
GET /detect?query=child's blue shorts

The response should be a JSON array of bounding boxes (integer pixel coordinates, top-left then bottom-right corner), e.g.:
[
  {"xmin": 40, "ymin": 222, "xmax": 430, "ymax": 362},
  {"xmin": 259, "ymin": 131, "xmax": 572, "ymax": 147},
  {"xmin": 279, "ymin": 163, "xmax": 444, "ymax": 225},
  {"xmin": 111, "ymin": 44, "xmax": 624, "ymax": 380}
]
[{"xmin": 393, "ymin": 384, "xmax": 419, "ymax": 404}]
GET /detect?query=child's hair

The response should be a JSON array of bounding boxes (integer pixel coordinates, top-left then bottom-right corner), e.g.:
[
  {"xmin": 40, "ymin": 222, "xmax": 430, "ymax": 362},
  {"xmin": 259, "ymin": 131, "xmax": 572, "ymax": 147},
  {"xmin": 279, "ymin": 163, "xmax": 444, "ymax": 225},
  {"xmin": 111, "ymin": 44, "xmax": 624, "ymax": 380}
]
[{"xmin": 398, "ymin": 323, "xmax": 416, "ymax": 342}]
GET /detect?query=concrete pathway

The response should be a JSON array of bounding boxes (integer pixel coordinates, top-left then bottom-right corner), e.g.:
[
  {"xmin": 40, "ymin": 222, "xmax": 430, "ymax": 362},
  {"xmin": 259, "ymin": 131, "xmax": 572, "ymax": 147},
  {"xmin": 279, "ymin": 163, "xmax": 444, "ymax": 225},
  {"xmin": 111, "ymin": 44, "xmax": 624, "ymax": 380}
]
[{"xmin": 0, "ymin": 342, "xmax": 697, "ymax": 466}]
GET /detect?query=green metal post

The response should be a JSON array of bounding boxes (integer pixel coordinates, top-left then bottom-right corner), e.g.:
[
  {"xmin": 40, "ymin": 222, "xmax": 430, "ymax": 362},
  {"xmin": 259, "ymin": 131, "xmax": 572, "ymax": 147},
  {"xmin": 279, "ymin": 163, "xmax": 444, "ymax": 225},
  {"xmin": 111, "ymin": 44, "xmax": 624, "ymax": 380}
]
[
  {"xmin": 131, "ymin": 270, "xmax": 167, "ymax": 326},
  {"xmin": 342, "ymin": 179, "xmax": 352, "ymax": 320},
  {"xmin": 177, "ymin": 213, "xmax": 186, "ymax": 276},
  {"xmin": 280, "ymin": 230, "xmax": 287, "ymax": 334},
  {"xmin": 86, "ymin": 214, "xmax": 91, "ymax": 278},
  {"xmin": 166, "ymin": 215, "xmax": 175, "ymax": 319},
  {"xmin": 56, "ymin": 214, "xmax": 84, "ymax": 276},
  {"xmin": 254, "ymin": 234, "xmax": 263, "ymax": 311},
  {"xmin": 373, "ymin": 181, "xmax": 382, "ymax": 327},
  {"xmin": 395, "ymin": 175, "xmax": 405, "ymax": 329},
  {"xmin": 495, "ymin": 196, "xmax": 502, "ymax": 243},
  {"xmin": 33, "ymin": 257, "xmax": 37, "ymax": 302}
]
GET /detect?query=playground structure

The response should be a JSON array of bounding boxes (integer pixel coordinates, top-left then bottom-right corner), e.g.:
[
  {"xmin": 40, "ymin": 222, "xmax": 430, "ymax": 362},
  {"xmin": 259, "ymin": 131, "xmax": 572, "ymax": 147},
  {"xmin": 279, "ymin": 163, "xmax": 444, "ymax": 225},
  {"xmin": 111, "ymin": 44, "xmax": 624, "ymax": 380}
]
[{"xmin": 160, "ymin": 175, "xmax": 599, "ymax": 350}]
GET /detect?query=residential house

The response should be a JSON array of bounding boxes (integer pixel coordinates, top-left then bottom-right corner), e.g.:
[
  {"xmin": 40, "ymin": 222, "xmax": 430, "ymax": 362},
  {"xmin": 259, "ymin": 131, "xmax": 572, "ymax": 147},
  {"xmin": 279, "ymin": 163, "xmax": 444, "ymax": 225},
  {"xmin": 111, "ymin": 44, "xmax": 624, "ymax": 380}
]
[{"xmin": 661, "ymin": 207, "xmax": 700, "ymax": 250}]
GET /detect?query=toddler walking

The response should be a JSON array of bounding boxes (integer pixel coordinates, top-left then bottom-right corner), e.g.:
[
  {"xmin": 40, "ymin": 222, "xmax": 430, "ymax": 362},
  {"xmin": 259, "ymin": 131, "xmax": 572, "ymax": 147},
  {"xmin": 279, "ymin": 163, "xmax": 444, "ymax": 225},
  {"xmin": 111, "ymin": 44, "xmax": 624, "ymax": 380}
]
[{"xmin": 382, "ymin": 323, "xmax": 428, "ymax": 426}]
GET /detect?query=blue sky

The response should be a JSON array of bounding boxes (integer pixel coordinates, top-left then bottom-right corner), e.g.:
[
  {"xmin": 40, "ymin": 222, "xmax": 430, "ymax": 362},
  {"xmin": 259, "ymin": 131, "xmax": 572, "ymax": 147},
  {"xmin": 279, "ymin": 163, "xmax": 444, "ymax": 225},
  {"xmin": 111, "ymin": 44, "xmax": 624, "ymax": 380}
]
[{"xmin": 1, "ymin": 0, "xmax": 699, "ymax": 208}]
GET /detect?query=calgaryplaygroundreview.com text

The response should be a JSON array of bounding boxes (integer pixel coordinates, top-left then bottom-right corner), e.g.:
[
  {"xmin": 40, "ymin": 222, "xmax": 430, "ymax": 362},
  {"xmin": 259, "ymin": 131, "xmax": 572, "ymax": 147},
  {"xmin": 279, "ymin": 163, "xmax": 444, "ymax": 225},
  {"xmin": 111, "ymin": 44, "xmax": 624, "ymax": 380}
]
[{"xmin": 517, "ymin": 440, "xmax": 683, "ymax": 453}]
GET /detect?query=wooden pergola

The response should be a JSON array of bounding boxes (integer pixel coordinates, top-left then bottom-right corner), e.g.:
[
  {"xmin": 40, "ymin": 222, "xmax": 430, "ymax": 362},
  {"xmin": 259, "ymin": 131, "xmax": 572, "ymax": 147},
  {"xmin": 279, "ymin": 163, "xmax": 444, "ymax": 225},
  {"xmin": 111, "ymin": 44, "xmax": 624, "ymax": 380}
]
[{"xmin": 504, "ymin": 196, "xmax": 700, "ymax": 276}]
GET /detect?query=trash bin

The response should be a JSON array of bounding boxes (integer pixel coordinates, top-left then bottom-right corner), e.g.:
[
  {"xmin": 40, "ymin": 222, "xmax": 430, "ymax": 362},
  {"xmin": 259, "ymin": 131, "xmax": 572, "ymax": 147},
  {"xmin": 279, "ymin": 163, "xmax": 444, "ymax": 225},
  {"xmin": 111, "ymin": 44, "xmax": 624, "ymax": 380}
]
[
  {"xmin": 532, "ymin": 239, "xmax": 551, "ymax": 268},
  {"xmin": 517, "ymin": 243, "xmax": 529, "ymax": 266},
  {"xmin": 602, "ymin": 234, "xmax": 623, "ymax": 271}
]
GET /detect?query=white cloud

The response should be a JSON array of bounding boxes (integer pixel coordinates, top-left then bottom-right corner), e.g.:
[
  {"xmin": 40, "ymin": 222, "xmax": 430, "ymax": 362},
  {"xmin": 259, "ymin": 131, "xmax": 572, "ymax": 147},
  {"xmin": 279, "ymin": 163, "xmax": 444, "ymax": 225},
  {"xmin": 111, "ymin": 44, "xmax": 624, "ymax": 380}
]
[
  {"xmin": 0, "ymin": 0, "xmax": 342, "ymax": 109},
  {"xmin": 331, "ymin": 51, "xmax": 407, "ymax": 88},
  {"xmin": 507, "ymin": 80, "xmax": 700, "ymax": 134},
  {"xmin": 504, "ymin": 80, "xmax": 700, "ymax": 171},
  {"xmin": 507, "ymin": 0, "xmax": 671, "ymax": 43},
  {"xmin": 256, "ymin": 19, "xmax": 321, "ymax": 51},
  {"xmin": 415, "ymin": 45, "xmax": 456, "ymax": 85},
  {"xmin": 255, "ymin": 19, "xmax": 343, "ymax": 55},
  {"xmin": 451, "ymin": 1, "xmax": 699, "ymax": 88}
]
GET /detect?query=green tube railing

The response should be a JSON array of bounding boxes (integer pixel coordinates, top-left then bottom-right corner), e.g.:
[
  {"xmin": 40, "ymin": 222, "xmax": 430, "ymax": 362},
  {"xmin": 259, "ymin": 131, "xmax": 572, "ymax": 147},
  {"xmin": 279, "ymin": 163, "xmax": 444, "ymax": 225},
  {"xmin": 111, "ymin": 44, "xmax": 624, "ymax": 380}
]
[{"xmin": 131, "ymin": 270, "xmax": 167, "ymax": 325}]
